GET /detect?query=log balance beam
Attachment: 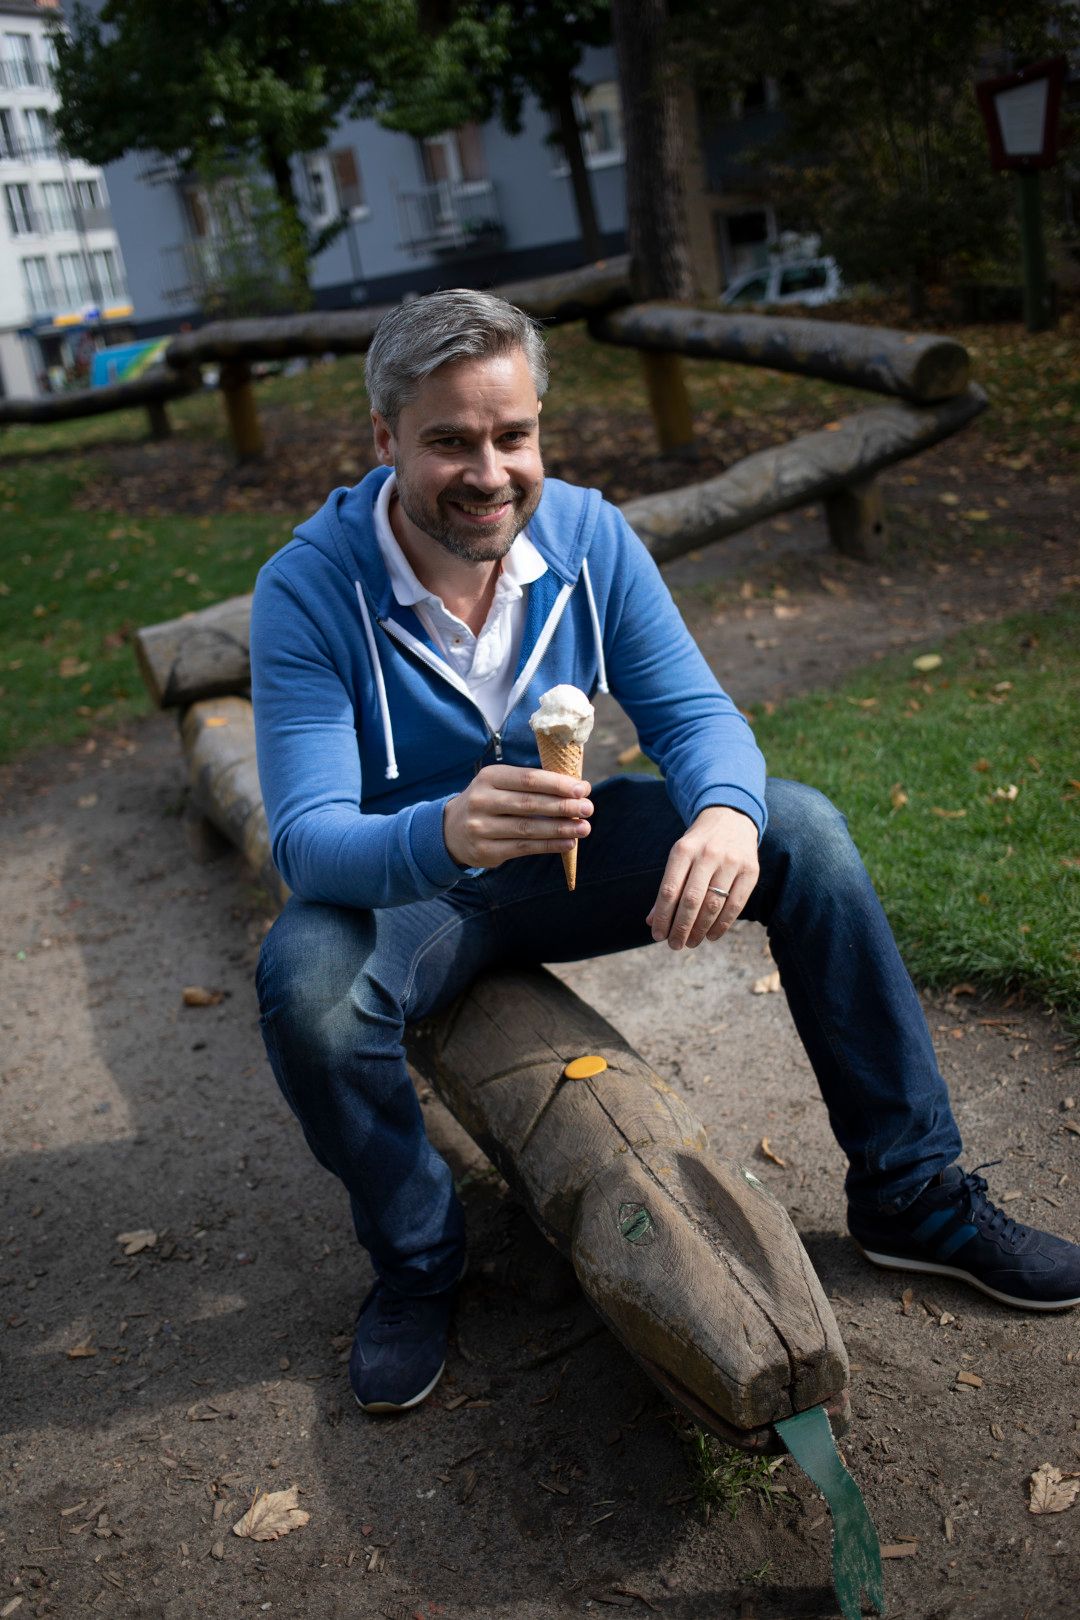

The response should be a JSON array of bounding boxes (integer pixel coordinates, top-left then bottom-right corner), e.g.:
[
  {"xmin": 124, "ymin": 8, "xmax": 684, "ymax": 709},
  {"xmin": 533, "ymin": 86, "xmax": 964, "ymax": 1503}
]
[
  {"xmin": 0, "ymin": 366, "xmax": 200, "ymax": 443},
  {"xmin": 173, "ymin": 693, "xmax": 849, "ymax": 1450}
]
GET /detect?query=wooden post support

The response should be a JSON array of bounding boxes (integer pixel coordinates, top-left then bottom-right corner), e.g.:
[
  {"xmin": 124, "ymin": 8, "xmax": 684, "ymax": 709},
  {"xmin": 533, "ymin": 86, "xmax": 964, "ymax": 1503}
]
[
  {"xmin": 145, "ymin": 399, "xmax": 171, "ymax": 440},
  {"xmin": 823, "ymin": 478, "xmax": 889, "ymax": 562},
  {"xmin": 639, "ymin": 350, "xmax": 695, "ymax": 455},
  {"xmin": 219, "ymin": 360, "xmax": 264, "ymax": 461}
]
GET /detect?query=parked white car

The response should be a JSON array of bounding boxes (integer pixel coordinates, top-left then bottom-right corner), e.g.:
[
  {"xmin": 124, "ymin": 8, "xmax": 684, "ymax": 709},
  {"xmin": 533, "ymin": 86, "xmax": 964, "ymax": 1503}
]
[{"xmin": 721, "ymin": 257, "xmax": 843, "ymax": 309}]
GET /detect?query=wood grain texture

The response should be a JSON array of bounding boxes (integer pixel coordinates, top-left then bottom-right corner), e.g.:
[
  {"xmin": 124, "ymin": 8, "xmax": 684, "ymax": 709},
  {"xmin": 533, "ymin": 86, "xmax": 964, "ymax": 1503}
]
[
  {"xmin": 179, "ymin": 696, "xmax": 288, "ymax": 907},
  {"xmin": 135, "ymin": 594, "xmax": 253, "ymax": 709},
  {"xmin": 623, "ymin": 386, "xmax": 987, "ymax": 564},
  {"xmin": 407, "ymin": 969, "xmax": 848, "ymax": 1441},
  {"xmin": 594, "ymin": 303, "xmax": 970, "ymax": 403}
]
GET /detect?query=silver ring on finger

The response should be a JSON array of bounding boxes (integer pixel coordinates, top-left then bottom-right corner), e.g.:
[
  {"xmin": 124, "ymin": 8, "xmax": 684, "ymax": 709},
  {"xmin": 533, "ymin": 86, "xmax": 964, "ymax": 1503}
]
[{"xmin": 708, "ymin": 885, "xmax": 730, "ymax": 898}]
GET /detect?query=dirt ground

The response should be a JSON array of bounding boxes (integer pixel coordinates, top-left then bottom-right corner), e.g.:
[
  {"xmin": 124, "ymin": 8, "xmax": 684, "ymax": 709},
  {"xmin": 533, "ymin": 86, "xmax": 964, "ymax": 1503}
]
[{"xmin": 2, "ymin": 454, "xmax": 1079, "ymax": 1619}]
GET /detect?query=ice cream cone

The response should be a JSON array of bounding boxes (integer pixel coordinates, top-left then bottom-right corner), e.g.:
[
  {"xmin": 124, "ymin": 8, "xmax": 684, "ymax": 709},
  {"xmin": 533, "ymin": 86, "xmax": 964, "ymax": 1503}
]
[{"xmin": 536, "ymin": 732, "xmax": 583, "ymax": 891}]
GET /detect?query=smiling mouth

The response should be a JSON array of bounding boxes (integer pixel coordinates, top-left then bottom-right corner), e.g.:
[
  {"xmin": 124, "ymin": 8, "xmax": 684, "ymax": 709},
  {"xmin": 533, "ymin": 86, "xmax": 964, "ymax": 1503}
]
[{"xmin": 450, "ymin": 499, "xmax": 512, "ymax": 519}]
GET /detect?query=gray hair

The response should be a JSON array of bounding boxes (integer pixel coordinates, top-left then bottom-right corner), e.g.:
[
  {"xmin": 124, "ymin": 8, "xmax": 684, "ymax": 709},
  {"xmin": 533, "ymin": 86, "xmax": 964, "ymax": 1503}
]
[{"xmin": 365, "ymin": 288, "xmax": 548, "ymax": 427}]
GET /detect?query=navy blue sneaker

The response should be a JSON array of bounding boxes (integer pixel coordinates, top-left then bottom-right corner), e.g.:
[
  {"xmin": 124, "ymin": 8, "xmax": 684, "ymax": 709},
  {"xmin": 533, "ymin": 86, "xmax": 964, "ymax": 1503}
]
[
  {"xmin": 849, "ymin": 1163, "xmax": 1080, "ymax": 1311},
  {"xmin": 349, "ymin": 1277, "xmax": 459, "ymax": 1413}
]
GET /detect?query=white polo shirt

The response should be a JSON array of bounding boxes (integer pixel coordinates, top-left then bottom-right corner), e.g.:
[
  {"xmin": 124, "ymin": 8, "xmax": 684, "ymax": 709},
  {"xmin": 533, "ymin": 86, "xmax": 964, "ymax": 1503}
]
[{"xmin": 373, "ymin": 472, "xmax": 547, "ymax": 734}]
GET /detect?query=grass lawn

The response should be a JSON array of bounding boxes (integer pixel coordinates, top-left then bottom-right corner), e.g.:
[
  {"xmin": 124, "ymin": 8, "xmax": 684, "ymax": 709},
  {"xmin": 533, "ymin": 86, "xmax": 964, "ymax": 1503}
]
[{"xmin": 747, "ymin": 598, "xmax": 1080, "ymax": 1031}]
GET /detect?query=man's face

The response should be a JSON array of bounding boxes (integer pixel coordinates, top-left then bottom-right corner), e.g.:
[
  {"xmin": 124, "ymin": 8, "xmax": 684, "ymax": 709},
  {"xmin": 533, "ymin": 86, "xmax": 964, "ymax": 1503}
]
[{"xmin": 371, "ymin": 347, "xmax": 544, "ymax": 564}]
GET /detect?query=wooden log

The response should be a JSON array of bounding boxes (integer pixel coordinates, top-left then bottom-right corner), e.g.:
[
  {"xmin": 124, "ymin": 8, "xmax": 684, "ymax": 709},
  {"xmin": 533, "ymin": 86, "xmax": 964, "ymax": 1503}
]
[
  {"xmin": 593, "ymin": 304, "xmax": 971, "ymax": 404},
  {"xmin": 135, "ymin": 592, "xmax": 253, "ymax": 709},
  {"xmin": 0, "ymin": 366, "xmax": 199, "ymax": 428},
  {"xmin": 174, "ymin": 693, "xmax": 849, "ymax": 1447},
  {"xmin": 145, "ymin": 399, "xmax": 171, "ymax": 440},
  {"xmin": 622, "ymin": 386, "xmax": 987, "ymax": 565},
  {"xmin": 219, "ymin": 360, "xmax": 264, "ymax": 460},
  {"xmin": 409, "ymin": 975, "xmax": 848, "ymax": 1446},
  {"xmin": 179, "ymin": 696, "xmax": 288, "ymax": 907},
  {"xmin": 639, "ymin": 350, "xmax": 696, "ymax": 454},
  {"xmin": 166, "ymin": 259, "xmax": 632, "ymax": 369},
  {"xmin": 824, "ymin": 478, "xmax": 888, "ymax": 562}
]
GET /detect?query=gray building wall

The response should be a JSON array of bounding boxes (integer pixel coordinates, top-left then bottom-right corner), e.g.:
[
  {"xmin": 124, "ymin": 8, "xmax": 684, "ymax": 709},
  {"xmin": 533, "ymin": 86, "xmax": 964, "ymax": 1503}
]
[{"xmin": 100, "ymin": 45, "xmax": 627, "ymax": 334}]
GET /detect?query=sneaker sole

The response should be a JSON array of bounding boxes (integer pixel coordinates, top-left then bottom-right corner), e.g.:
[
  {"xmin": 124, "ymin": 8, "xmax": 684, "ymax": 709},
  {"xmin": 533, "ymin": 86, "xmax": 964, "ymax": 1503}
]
[
  {"xmin": 853, "ymin": 1241, "xmax": 1080, "ymax": 1312},
  {"xmin": 353, "ymin": 1358, "xmax": 446, "ymax": 1415}
]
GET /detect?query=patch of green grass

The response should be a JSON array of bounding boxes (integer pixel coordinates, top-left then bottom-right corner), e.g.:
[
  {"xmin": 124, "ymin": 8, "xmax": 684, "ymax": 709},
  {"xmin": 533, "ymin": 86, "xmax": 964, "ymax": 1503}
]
[
  {"xmin": 749, "ymin": 596, "xmax": 1080, "ymax": 1029},
  {"xmin": 683, "ymin": 1425, "xmax": 789, "ymax": 1520},
  {"xmin": 0, "ymin": 459, "xmax": 300, "ymax": 760}
]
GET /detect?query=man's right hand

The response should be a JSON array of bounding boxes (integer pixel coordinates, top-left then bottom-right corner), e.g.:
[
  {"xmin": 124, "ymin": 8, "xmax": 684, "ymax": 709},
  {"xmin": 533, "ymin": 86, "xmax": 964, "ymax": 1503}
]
[{"xmin": 443, "ymin": 765, "xmax": 592, "ymax": 870}]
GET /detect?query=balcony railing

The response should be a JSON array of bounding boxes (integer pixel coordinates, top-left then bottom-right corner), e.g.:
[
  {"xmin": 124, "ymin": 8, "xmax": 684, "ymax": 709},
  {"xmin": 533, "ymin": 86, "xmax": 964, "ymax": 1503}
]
[
  {"xmin": 0, "ymin": 59, "xmax": 51, "ymax": 91},
  {"xmin": 160, "ymin": 237, "xmax": 292, "ymax": 315},
  {"xmin": 0, "ymin": 137, "xmax": 60, "ymax": 162},
  {"xmin": 396, "ymin": 179, "xmax": 504, "ymax": 259}
]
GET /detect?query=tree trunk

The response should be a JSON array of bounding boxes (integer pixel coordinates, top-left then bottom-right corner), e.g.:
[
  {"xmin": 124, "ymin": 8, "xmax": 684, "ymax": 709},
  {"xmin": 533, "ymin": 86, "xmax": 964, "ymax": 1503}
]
[
  {"xmin": 610, "ymin": 0, "xmax": 693, "ymax": 302},
  {"xmin": 262, "ymin": 141, "xmax": 311, "ymax": 310},
  {"xmin": 552, "ymin": 80, "xmax": 603, "ymax": 264}
]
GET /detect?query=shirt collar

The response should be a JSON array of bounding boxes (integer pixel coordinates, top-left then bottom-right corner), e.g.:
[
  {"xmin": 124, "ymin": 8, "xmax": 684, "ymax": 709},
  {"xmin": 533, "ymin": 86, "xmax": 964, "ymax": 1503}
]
[{"xmin": 373, "ymin": 471, "xmax": 546, "ymax": 609}]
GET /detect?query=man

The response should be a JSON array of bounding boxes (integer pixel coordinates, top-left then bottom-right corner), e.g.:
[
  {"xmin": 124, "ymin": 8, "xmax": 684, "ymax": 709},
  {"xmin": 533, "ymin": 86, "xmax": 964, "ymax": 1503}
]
[{"xmin": 251, "ymin": 289, "xmax": 1080, "ymax": 1416}]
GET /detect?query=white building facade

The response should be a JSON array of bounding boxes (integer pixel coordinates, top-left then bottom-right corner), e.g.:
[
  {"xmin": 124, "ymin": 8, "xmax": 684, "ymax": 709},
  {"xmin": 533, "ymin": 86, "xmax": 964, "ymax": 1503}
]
[{"xmin": 0, "ymin": 0, "xmax": 131, "ymax": 397}]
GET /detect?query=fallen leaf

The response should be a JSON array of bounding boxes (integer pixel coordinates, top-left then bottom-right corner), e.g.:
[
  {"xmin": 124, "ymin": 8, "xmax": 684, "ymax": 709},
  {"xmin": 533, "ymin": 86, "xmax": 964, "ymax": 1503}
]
[
  {"xmin": 889, "ymin": 783, "xmax": 908, "ymax": 810},
  {"xmin": 880, "ymin": 1542, "xmax": 919, "ymax": 1558},
  {"xmin": 913, "ymin": 653, "xmax": 942, "ymax": 672},
  {"xmin": 183, "ymin": 986, "xmax": 224, "ymax": 1007},
  {"xmin": 77, "ymin": 793, "xmax": 98, "ymax": 809},
  {"xmin": 232, "ymin": 1484, "xmax": 310, "ymax": 1541},
  {"xmin": 972, "ymin": 758, "xmax": 991, "ymax": 773},
  {"xmin": 990, "ymin": 1423, "xmax": 1005, "ymax": 1441},
  {"xmin": 58, "ymin": 656, "xmax": 90, "ymax": 678},
  {"xmin": 938, "ymin": 492, "xmax": 960, "ymax": 506},
  {"xmin": 900, "ymin": 1287, "xmax": 913, "ymax": 1316},
  {"xmin": 1028, "ymin": 1463, "xmax": 1080, "ymax": 1515},
  {"xmin": 931, "ymin": 807, "xmax": 967, "ymax": 819},
  {"xmin": 67, "ymin": 1340, "xmax": 97, "ymax": 1359},
  {"xmin": 1, "ymin": 1598, "xmax": 25, "ymax": 1617},
  {"xmin": 210, "ymin": 1540, "xmax": 224, "ymax": 1560},
  {"xmin": 759, "ymin": 1137, "xmax": 786, "ymax": 1168},
  {"xmin": 943, "ymin": 1514, "xmax": 955, "ymax": 1542},
  {"xmin": 751, "ymin": 969, "xmax": 781, "ymax": 995},
  {"xmin": 962, "ymin": 509, "xmax": 990, "ymax": 521},
  {"xmin": 116, "ymin": 1229, "xmax": 157, "ymax": 1256},
  {"xmin": 956, "ymin": 1370, "xmax": 983, "ymax": 1388}
]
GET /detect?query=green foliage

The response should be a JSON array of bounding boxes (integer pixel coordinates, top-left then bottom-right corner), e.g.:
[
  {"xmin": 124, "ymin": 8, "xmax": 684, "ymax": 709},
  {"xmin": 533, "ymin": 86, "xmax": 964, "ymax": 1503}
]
[
  {"xmin": 683, "ymin": 1426, "xmax": 789, "ymax": 1519},
  {"xmin": 370, "ymin": 2, "xmax": 612, "ymax": 138},
  {"xmin": 671, "ymin": 1, "xmax": 1080, "ymax": 301}
]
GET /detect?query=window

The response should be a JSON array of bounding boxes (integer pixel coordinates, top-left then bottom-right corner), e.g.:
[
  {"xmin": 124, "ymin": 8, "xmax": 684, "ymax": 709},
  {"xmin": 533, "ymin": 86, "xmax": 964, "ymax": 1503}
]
[
  {"xmin": 778, "ymin": 263, "xmax": 828, "ymax": 297},
  {"xmin": 330, "ymin": 147, "xmax": 365, "ymax": 213},
  {"xmin": 2, "ymin": 32, "xmax": 36, "ymax": 88},
  {"xmin": 92, "ymin": 248, "xmax": 125, "ymax": 301},
  {"xmin": 0, "ymin": 108, "xmax": 18, "ymax": 161},
  {"xmin": 22, "ymin": 108, "xmax": 57, "ymax": 159},
  {"xmin": 74, "ymin": 178, "xmax": 103, "ymax": 210},
  {"xmin": 56, "ymin": 251, "xmax": 90, "ymax": 306},
  {"xmin": 20, "ymin": 255, "xmax": 52, "ymax": 314},
  {"xmin": 580, "ymin": 80, "xmax": 623, "ymax": 165},
  {"xmin": 421, "ymin": 125, "xmax": 488, "ymax": 187},
  {"xmin": 5, "ymin": 182, "xmax": 35, "ymax": 235},
  {"xmin": 40, "ymin": 180, "xmax": 74, "ymax": 232},
  {"xmin": 304, "ymin": 155, "xmax": 329, "ymax": 220}
]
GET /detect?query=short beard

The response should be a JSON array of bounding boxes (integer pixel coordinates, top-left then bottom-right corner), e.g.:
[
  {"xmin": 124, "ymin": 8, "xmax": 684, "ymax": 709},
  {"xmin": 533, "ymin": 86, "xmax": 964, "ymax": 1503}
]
[{"xmin": 395, "ymin": 471, "xmax": 542, "ymax": 564}]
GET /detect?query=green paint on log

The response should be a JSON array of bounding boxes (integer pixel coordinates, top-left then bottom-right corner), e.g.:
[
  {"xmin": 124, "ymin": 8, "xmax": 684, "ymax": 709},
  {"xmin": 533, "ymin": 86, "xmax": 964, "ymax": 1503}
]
[
  {"xmin": 618, "ymin": 1202, "xmax": 654, "ymax": 1244},
  {"xmin": 775, "ymin": 1405, "xmax": 885, "ymax": 1620}
]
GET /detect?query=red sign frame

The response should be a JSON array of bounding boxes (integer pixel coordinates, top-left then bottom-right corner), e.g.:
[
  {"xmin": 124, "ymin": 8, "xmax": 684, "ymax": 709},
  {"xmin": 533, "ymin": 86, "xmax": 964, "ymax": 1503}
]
[{"xmin": 975, "ymin": 57, "xmax": 1067, "ymax": 172}]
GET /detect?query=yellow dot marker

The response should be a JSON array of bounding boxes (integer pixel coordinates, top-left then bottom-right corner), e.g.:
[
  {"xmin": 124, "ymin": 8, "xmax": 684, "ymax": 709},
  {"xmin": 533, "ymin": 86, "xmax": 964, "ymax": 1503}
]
[{"xmin": 563, "ymin": 1054, "xmax": 608, "ymax": 1081}]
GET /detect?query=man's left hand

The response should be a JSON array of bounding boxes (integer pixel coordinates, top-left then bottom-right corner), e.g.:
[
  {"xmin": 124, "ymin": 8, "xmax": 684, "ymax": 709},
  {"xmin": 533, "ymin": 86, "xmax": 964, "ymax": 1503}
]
[{"xmin": 646, "ymin": 805, "xmax": 759, "ymax": 950}]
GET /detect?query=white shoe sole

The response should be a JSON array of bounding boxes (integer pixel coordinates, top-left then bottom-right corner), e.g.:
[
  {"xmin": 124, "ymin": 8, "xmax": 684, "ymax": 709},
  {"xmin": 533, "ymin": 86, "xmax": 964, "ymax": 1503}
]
[
  {"xmin": 353, "ymin": 1359, "xmax": 446, "ymax": 1415},
  {"xmin": 854, "ymin": 1242, "xmax": 1080, "ymax": 1312}
]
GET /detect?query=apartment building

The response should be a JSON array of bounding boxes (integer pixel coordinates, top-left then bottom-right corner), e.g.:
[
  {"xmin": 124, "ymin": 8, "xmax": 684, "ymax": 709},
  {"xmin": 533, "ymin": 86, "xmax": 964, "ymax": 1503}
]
[{"xmin": 0, "ymin": 0, "xmax": 131, "ymax": 396}]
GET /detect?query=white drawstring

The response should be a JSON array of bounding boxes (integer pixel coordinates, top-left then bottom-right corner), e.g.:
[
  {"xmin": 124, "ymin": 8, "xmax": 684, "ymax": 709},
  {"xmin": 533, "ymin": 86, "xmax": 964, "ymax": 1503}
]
[
  {"xmin": 354, "ymin": 582, "xmax": 400, "ymax": 780},
  {"xmin": 580, "ymin": 557, "xmax": 609, "ymax": 694}
]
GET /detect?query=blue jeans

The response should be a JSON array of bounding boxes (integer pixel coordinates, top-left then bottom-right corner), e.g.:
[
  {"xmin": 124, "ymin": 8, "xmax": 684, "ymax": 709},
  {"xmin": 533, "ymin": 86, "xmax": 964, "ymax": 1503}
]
[{"xmin": 256, "ymin": 777, "xmax": 962, "ymax": 1296}]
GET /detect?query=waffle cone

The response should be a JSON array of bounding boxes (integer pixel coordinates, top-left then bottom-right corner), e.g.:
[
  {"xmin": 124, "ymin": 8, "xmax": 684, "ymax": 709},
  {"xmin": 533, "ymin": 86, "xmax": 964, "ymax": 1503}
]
[{"xmin": 536, "ymin": 733, "xmax": 584, "ymax": 891}]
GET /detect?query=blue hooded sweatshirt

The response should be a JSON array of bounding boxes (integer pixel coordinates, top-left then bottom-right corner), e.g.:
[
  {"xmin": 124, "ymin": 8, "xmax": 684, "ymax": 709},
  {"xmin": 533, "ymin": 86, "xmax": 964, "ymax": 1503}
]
[{"xmin": 250, "ymin": 466, "xmax": 767, "ymax": 910}]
